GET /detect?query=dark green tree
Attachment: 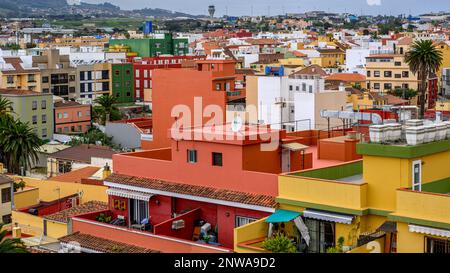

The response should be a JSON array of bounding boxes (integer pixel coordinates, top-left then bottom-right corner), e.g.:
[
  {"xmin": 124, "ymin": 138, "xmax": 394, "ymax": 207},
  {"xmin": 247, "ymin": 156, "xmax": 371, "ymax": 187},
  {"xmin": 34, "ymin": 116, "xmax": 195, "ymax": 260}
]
[{"xmin": 405, "ymin": 40, "xmax": 443, "ymax": 118}]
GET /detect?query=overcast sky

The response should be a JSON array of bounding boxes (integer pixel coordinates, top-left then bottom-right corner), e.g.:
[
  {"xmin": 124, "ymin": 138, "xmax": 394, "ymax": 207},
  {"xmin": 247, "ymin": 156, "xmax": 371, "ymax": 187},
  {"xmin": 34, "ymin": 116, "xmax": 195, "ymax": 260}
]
[{"xmin": 84, "ymin": 0, "xmax": 450, "ymax": 16}]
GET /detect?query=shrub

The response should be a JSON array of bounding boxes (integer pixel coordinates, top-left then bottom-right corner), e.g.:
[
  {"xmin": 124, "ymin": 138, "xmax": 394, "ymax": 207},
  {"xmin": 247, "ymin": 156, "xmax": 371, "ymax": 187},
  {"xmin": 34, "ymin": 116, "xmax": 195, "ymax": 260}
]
[{"xmin": 262, "ymin": 233, "xmax": 297, "ymax": 253}]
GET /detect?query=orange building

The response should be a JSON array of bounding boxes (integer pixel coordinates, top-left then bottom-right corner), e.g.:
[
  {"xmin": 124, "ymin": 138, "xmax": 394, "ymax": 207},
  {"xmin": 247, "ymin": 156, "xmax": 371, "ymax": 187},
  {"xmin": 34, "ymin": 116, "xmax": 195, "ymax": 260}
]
[
  {"xmin": 54, "ymin": 101, "xmax": 92, "ymax": 134},
  {"xmin": 143, "ymin": 59, "xmax": 240, "ymax": 149}
]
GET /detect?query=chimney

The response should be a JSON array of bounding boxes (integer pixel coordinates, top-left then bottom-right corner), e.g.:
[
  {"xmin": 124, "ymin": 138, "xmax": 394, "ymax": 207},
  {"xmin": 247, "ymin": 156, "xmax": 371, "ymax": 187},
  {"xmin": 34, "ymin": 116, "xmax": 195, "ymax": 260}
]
[{"xmin": 102, "ymin": 163, "xmax": 111, "ymax": 179}]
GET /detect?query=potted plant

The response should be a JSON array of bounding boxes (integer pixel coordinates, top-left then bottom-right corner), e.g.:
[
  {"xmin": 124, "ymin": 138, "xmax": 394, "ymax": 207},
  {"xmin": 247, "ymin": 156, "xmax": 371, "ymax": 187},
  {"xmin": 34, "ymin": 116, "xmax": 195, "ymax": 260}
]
[
  {"xmin": 261, "ymin": 233, "xmax": 297, "ymax": 253},
  {"xmin": 326, "ymin": 236, "xmax": 345, "ymax": 253},
  {"xmin": 96, "ymin": 213, "xmax": 112, "ymax": 223}
]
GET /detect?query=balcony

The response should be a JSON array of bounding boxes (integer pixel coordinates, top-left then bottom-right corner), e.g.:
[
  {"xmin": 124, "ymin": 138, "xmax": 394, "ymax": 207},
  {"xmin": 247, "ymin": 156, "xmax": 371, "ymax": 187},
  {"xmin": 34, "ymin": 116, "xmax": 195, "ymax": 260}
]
[
  {"xmin": 71, "ymin": 209, "xmax": 231, "ymax": 253},
  {"xmin": 389, "ymin": 182, "xmax": 450, "ymax": 229},
  {"xmin": 278, "ymin": 161, "xmax": 368, "ymax": 214}
]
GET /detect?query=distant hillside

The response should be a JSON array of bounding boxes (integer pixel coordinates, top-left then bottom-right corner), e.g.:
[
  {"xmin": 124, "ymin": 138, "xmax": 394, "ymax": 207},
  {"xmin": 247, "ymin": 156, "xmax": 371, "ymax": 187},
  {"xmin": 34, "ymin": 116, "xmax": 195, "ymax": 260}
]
[
  {"xmin": 134, "ymin": 8, "xmax": 203, "ymax": 19},
  {"xmin": 0, "ymin": 0, "xmax": 201, "ymax": 18}
]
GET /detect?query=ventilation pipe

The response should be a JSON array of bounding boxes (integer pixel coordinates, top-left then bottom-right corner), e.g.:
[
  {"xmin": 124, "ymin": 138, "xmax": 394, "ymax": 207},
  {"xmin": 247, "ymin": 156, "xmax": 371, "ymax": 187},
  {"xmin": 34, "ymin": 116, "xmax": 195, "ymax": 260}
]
[{"xmin": 320, "ymin": 109, "xmax": 383, "ymax": 124}]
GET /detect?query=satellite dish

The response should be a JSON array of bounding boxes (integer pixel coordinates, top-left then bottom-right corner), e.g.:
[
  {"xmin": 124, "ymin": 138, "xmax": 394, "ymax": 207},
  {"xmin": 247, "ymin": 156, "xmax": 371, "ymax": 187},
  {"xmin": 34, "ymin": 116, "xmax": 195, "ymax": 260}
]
[{"xmin": 231, "ymin": 116, "xmax": 243, "ymax": 133}]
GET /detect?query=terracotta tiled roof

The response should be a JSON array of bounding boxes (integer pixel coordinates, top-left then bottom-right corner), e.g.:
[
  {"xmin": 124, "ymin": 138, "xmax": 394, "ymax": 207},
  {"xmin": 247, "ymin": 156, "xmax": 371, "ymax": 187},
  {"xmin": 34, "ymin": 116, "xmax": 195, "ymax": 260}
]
[
  {"xmin": 326, "ymin": 73, "xmax": 366, "ymax": 82},
  {"xmin": 397, "ymin": 37, "xmax": 413, "ymax": 46},
  {"xmin": 49, "ymin": 167, "xmax": 101, "ymax": 183},
  {"xmin": 106, "ymin": 173, "xmax": 276, "ymax": 208},
  {"xmin": 59, "ymin": 232, "xmax": 159, "ymax": 253},
  {"xmin": 44, "ymin": 201, "xmax": 108, "ymax": 223},
  {"xmin": 383, "ymin": 94, "xmax": 409, "ymax": 106},
  {"xmin": 50, "ymin": 144, "xmax": 117, "ymax": 163},
  {"xmin": 290, "ymin": 65, "xmax": 328, "ymax": 77},
  {"xmin": 0, "ymin": 89, "xmax": 44, "ymax": 96},
  {"xmin": 245, "ymin": 38, "xmax": 280, "ymax": 45},
  {"xmin": 54, "ymin": 101, "xmax": 84, "ymax": 108}
]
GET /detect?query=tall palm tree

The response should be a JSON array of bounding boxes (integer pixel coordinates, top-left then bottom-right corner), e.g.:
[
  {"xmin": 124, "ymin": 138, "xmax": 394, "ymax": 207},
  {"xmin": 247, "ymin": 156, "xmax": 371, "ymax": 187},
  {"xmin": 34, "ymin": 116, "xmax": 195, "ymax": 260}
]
[
  {"xmin": 94, "ymin": 95, "xmax": 118, "ymax": 124},
  {"xmin": 0, "ymin": 223, "xmax": 28, "ymax": 253},
  {"xmin": 0, "ymin": 97, "xmax": 12, "ymax": 115},
  {"xmin": 0, "ymin": 117, "xmax": 42, "ymax": 175},
  {"xmin": 405, "ymin": 40, "xmax": 443, "ymax": 118}
]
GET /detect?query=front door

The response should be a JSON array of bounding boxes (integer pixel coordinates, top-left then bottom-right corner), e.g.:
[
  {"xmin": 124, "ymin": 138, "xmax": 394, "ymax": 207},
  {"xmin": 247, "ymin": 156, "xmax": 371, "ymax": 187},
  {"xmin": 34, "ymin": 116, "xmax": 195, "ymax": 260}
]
[{"xmin": 281, "ymin": 149, "xmax": 291, "ymax": 173}]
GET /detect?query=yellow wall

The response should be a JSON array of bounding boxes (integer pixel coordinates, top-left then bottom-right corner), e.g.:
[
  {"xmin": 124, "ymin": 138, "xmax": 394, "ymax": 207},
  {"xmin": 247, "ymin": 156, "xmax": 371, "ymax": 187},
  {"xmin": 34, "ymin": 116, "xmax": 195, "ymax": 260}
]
[
  {"xmin": 347, "ymin": 237, "xmax": 385, "ymax": 253},
  {"xmin": 14, "ymin": 187, "xmax": 39, "ymax": 209},
  {"xmin": 365, "ymin": 55, "xmax": 419, "ymax": 92},
  {"xmin": 363, "ymin": 150, "xmax": 450, "ymax": 212},
  {"xmin": 279, "ymin": 58, "xmax": 305, "ymax": 67},
  {"xmin": 278, "ymin": 175, "xmax": 368, "ymax": 211},
  {"xmin": 11, "ymin": 211, "xmax": 43, "ymax": 237},
  {"xmin": 46, "ymin": 220, "xmax": 68, "ymax": 239},
  {"xmin": 393, "ymin": 189, "xmax": 450, "ymax": 224},
  {"xmin": 234, "ymin": 217, "xmax": 269, "ymax": 253},
  {"xmin": 435, "ymin": 101, "xmax": 450, "ymax": 111},
  {"xmin": 15, "ymin": 176, "xmax": 108, "ymax": 203},
  {"xmin": 396, "ymin": 222, "xmax": 424, "ymax": 253}
]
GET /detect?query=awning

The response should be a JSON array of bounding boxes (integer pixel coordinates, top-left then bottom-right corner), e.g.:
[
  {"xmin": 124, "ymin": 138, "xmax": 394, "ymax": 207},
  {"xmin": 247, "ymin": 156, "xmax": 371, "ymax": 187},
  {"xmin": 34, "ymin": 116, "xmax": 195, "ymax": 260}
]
[
  {"xmin": 106, "ymin": 188, "xmax": 154, "ymax": 201},
  {"xmin": 377, "ymin": 221, "xmax": 397, "ymax": 233},
  {"xmin": 408, "ymin": 224, "xmax": 450, "ymax": 238},
  {"xmin": 282, "ymin": 143, "xmax": 309, "ymax": 151},
  {"xmin": 303, "ymin": 209, "xmax": 354, "ymax": 224},
  {"xmin": 265, "ymin": 209, "xmax": 301, "ymax": 223}
]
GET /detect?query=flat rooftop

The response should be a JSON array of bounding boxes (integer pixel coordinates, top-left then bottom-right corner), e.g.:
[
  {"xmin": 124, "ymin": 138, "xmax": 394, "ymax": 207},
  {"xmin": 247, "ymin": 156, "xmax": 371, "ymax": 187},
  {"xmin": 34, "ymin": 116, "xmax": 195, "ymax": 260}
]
[{"xmin": 335, "ymin": 174, "xmax": 364, "ymax": 185}]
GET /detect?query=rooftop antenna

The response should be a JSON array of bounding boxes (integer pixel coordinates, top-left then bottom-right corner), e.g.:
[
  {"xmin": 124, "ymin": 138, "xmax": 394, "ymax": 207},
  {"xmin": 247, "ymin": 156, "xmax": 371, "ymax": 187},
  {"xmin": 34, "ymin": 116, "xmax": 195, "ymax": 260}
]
[{"xmin": 231, "ymin": 116, "xmax": 243, "ymax": 133}]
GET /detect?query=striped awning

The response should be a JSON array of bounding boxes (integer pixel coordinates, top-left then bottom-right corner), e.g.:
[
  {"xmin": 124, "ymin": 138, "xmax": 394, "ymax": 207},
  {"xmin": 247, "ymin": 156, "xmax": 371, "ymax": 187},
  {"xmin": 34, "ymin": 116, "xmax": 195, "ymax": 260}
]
[
  {"xmin": 408, "ymin": 224, "xmax": 450, "ymax": 238},
  {"xmin": 303, "ymin": 209, "xmax": 354, "ymax": 225},
  {"xmin": 106, "ymin": 188, "xmax": 153, "ymax": 201}
]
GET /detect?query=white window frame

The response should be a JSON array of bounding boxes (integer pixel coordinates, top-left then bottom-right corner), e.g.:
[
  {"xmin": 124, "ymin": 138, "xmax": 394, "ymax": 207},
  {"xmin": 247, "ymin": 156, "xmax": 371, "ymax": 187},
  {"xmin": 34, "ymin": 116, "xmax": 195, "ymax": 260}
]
[
  {"xmin": 187, "ymin": 149, "xmax": 197, "ymax": 163},
  {"xmin": 235, "ymin": 216, "xmax": 257, "ymax": 228},
  {"xmin": 412, "ymin": 160, "xmax": 422, "ymax": 191}
]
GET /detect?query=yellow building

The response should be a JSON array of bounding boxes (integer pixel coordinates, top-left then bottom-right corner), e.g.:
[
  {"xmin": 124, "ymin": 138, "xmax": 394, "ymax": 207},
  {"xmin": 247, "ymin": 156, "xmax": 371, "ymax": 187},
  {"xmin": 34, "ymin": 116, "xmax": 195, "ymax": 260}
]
[
  {"xmin": 435, "ymin": 101, "xmax": 450, "ymax": 112},
  {"xmin": 0, "ymin": 57, "xmax": 41, "ymax": 92},
  {"xmin": 39, "ymin": 37, "xmax": 109, "ymax": 49},
  {"xmin": 0, "ymin": 174, "xmax": 13, "ymax": 224},
  {"xmin": 234, "ymin": 135, "xmax": 450, "ymax": 253},
  {"xmin": 348, "ymin": 91, "xmax": 388, "ymax": 111},
  {"xmin": 10, "ymin": 175, "xmax": 109, "ymax": 240},
  {"xmin": 365, "ymin": 54, "xmax": 419, "ymax": 93},
  {"xmin": 311, "ymin": 48, "xmax": 345, "ymax": 68},
  {"xmin": 436, "ymin": 41, "xmax": 450, "ymax": 76}
]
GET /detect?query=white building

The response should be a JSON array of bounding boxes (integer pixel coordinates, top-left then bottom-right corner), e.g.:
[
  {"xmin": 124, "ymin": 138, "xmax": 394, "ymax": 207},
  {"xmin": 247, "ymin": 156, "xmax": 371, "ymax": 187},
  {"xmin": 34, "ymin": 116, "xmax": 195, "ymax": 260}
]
[{"xmin": 246, "ymin": 66, "xmax": 348, "ymax": 131}]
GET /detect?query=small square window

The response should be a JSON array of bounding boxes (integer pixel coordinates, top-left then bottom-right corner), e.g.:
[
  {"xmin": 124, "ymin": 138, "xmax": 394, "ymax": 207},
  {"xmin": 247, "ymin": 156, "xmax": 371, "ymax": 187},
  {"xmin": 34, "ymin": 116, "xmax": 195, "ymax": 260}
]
[
  {"xmin": 187, "ymin": 149, "xmax": 197, "ymax": 163},
  {"xmin": 2, "ymin": 187, "xmax": 11, "ymax": 203},
  {"xmin": 212, "ymin": 152, "xmax": 223, "ymax": 166}
]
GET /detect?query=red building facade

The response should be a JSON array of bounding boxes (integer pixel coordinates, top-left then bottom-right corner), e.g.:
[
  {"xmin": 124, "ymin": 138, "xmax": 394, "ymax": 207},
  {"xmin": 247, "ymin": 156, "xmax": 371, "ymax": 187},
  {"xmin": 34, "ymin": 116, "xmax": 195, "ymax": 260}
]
[{"xmin": 132, "ymin": 55, "xmax": 205, "ymax": 101}]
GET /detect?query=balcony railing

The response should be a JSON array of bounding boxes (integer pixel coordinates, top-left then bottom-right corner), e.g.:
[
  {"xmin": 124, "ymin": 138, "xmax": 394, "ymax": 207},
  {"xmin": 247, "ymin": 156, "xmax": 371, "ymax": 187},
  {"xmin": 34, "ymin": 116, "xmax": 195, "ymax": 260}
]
[{"xmin": 71, "ymin": 215, "xmax": 231, "ymax": 253}]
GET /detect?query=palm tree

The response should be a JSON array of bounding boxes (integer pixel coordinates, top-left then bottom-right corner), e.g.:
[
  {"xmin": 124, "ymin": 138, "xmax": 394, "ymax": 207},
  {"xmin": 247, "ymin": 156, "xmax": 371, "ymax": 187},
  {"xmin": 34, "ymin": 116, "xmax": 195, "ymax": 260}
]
[
  {"xmin": 405, "ymin": 40, "xmax": 443, "ymax": 118},
  {"xmin": 94, "ymin": 95, "xmax": 119, "ymax": 124},
  {"xmin": 0, "ymin": 223, "xmax": 28, "ymax": 253},
  {"xmin": 0, "ymin": 97, "xmax": 12, "ymax": 115},
  {"xmin": 0, "ymin": 117, "xmax": 42, "ymax": 175}
]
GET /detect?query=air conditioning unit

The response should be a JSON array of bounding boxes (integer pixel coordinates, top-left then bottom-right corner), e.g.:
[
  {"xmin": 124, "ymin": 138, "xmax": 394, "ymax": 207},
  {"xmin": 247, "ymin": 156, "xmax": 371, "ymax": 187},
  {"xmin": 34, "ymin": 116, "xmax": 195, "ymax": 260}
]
[{"xmin": 171, "ymin": 220, "xmax": 185, "ymax": 230}]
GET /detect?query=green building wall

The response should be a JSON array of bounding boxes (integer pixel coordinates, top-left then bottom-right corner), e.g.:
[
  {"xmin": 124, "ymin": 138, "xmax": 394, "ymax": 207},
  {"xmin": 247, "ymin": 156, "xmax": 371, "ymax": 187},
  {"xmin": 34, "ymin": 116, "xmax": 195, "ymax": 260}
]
[
  {"xmin": 0, "ymin": 94, "xmax": 54, "ymax": 140},
  {"xmin": 109, "ymin": 34, "xmax": 188, "ymax": 57},
  {"xmin": 112, "ymin": 63, "xmax": 135, "ymax": 104}
]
